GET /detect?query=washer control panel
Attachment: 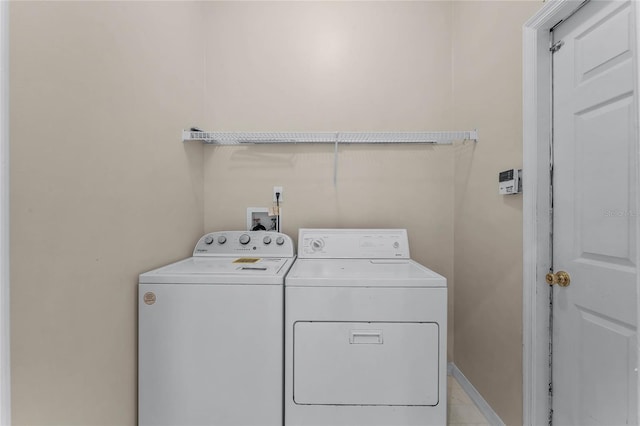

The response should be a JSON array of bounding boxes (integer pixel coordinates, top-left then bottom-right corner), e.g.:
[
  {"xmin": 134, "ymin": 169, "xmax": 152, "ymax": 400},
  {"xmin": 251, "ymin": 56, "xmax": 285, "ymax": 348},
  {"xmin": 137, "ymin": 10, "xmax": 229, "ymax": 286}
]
[
  {"xmin": 298, "ymin": 229, "xmax": 410, "ymax": 259},
  {"xmin": 194, "ymin": 231, "xmax": 294, "ymax": 257}
]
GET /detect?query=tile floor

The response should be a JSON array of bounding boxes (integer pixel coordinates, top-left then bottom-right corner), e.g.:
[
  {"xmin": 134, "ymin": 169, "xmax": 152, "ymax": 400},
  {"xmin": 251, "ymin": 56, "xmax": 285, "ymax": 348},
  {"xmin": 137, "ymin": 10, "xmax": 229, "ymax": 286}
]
[{"xmin": 447, "ymin": 376, "xmax": 490, "ymax": 426}]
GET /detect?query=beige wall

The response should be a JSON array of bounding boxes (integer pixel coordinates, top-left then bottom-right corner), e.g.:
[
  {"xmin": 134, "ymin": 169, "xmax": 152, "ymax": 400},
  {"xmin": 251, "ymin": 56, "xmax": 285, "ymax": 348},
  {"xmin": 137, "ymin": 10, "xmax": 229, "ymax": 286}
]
[
  {"xmin": 8, "ymin": 1, "xmax": 545, "ymax": 425},
  {"xmin": 10, "ymin": 2, "xmax": 204, "ymax": 424},
  {"xmin": 202, "ymin": 0, "xmax": 456, "ymax": 359},
  {"xmin": 452, "ymin": 2, "xmax": 542, "ymax": 425}
]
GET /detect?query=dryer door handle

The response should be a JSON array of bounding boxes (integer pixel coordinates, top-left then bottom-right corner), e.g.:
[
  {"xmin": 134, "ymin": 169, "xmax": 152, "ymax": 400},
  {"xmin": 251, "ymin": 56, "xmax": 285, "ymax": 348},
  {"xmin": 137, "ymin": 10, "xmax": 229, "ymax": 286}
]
[{"xmin": 349, "ymin": 330, "xmax": 383, "ymax": 344}]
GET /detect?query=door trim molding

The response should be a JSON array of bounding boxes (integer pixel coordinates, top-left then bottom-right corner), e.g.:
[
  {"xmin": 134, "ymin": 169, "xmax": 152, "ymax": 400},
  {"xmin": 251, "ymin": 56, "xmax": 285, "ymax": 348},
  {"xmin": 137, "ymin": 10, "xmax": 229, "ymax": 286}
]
[
  {"xmin": 523, "ymin": 0, "xmax": 640, "ymax": 424},
  {"xmin": 0, "ymin": 0, "xmax": 9, "ymax": 424}
]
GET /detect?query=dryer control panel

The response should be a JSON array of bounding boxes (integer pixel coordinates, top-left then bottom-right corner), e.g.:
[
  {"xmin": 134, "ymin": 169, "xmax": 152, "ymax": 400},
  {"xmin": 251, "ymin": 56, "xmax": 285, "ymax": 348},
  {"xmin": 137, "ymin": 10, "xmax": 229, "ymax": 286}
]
[
  {"xmin": 194, "ymin": 231, "xmax": 294, "ymax": 257},
  {"xmin": 298, "ymin": 229, "xmax": 410, "ymax": 259}
]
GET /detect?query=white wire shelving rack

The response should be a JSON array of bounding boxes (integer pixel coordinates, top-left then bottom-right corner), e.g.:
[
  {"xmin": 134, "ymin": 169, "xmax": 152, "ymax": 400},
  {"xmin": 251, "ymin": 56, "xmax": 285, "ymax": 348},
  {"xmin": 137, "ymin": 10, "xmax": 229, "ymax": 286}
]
[
  {"xmin": 183, "ymin": 129, "xmax": 479, "ymax": 185},
  {"xmin": 182, "ymin": 130, "xmax": 478, "ymax": 145}
]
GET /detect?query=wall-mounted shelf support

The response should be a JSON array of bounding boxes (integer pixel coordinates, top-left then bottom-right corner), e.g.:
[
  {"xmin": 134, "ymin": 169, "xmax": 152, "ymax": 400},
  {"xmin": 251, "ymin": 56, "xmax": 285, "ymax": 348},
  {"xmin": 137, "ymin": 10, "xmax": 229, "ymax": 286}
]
[{"xmin": 182, "ymin": 130, "xmax": 478, "ymax": 145}]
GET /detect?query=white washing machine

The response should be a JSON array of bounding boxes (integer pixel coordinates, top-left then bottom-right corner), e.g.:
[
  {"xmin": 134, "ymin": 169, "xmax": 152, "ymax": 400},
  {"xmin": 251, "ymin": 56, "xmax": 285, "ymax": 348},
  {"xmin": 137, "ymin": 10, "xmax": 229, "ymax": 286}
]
[
  {"xmin": 285, "ymin": 229, "xmax": 447, "ymax": 426},
  {"xmin": 138, "ymin": 231, "xmax": 295, "ymax": 426}
]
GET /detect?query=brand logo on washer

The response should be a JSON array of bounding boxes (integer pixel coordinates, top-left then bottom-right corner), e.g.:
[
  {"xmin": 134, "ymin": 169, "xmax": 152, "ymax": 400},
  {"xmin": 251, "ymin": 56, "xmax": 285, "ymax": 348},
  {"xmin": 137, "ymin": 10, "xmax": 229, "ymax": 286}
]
[{"xmin": 143, "ymin": 292, "xmax": 156, "ymax": 305}]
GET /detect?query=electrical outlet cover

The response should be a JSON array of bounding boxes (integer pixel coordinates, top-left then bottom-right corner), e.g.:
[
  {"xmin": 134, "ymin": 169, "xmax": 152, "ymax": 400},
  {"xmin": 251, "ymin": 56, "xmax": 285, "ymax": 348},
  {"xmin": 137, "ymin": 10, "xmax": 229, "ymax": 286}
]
[{"xmin": 273, "ymin": 186, "xmax": 283, "ymax": 202}]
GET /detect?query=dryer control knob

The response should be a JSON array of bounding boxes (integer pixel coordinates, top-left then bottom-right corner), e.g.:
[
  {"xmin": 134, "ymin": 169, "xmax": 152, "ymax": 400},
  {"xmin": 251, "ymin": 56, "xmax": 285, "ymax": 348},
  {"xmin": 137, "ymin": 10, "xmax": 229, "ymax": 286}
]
[
  {"xmin": 276, "ymin": 236, "xmax": 285, "ymax": 246},
  {"xmin": 263, "ymin": 236, "xmax": 272, "ymax": 245},
  {"xmin": 311, "ymin": 239, "xmax": 325, "ymax": 251},
  {"xmin": 204, "ymin": 236, "xmax": 214, "ymax": 245},
  {"xmin": 217, "ymin": 236, "xmax": 227, "ymax": 244},
  {"xmin": 239, "ymin": 234, "xmax": 251, "ymax": 245}
]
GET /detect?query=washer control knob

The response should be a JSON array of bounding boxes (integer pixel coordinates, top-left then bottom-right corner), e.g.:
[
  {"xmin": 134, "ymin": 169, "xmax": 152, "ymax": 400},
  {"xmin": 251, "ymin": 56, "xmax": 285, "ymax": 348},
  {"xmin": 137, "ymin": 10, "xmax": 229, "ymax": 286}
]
[
  {"xmin": 217, "ymin": 236, "xmax": 227, "ymax": 245},
  {"xmin": 204, "ymin": 236, "xmax": 214, "ymax": 245},
  {"xmin": 263, "ymin": 236, "xmax": 272, "ymax": 245},
  {"xmin": 311, "ymin": 238, "xmax": 325, "ymax": 251},
  {"xmin": 276, "ymin": 236, "xmax": 285, "ymax": 246},
  {"xmin": 239, "ymin": 234, "xmax": 251, "ymax": 245}
]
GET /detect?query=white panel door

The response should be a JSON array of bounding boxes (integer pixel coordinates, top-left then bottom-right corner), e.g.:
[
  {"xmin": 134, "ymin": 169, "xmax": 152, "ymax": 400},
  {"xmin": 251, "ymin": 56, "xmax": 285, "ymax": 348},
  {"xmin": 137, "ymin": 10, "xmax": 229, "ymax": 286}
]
[{"xmin": 552, "ymin": 1, "xmax": 638, "ymax": 424}]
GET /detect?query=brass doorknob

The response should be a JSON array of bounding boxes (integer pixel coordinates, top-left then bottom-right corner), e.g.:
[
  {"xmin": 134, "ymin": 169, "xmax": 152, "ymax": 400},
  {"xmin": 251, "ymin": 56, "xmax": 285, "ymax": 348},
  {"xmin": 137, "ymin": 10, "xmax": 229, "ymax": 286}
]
[{"xmin": 545, "ymin": 271, "xmax": 571, "ymax": 287}]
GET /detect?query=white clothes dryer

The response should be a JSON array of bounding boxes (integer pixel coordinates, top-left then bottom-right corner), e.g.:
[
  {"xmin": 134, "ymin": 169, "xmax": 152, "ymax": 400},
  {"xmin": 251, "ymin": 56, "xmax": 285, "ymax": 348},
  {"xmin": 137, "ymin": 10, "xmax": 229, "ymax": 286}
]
[
  {"xmin": 138, "ymin": 231, "xmax": 295, "ymax": 426},
  {"xmin": 285, "ymin": 229, "xmax": 447, "ymax": 426}
]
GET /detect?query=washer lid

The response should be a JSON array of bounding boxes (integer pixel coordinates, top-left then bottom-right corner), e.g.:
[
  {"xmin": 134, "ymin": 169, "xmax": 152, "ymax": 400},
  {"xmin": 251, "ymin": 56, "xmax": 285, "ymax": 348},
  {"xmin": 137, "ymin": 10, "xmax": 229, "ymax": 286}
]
[
  {"xmin": 139, "ymin": 256, "xmax": 294, "ymax": 285},
  {"xmin": 286, "ymin": 259, "xmax": 446, "ymax": 288}
]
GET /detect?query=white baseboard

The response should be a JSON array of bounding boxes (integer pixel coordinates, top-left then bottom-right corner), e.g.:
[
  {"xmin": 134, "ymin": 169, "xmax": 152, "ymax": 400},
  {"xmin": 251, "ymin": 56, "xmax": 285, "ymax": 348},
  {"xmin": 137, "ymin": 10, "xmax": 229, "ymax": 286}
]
[{"xmin": 448, "ymin": 362, "xmax": 505, "ymax": 426}]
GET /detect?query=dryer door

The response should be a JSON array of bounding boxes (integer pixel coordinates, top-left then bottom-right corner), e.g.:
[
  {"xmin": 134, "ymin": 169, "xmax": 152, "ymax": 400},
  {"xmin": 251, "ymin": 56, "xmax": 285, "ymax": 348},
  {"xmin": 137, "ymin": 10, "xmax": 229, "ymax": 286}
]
[{"xmin": 293, "ymin": 321, "xmax": 440, "ymax": 406}]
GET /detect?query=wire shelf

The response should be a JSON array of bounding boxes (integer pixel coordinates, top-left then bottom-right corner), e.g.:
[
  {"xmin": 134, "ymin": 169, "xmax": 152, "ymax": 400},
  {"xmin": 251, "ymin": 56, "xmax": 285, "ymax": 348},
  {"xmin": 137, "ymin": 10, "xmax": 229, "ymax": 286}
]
[{"xmin": 182, "ymin": 130, "xmax": 478, "ymax": 145}]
